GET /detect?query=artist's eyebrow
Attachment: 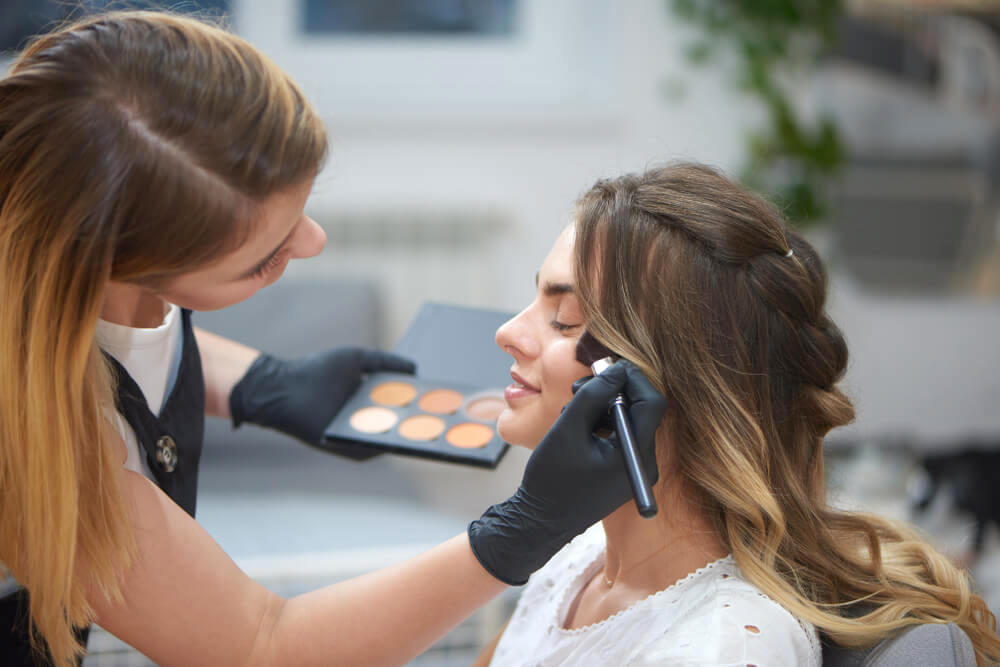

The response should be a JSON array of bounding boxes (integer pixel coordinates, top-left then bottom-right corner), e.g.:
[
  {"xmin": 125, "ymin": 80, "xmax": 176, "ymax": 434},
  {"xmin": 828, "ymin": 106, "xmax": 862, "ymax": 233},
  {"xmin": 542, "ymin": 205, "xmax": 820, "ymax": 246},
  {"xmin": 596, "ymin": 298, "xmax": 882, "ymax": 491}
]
[
  {"xmin": 535, "ymin": 272, "xmax": 574, "ymax": 297},
  {"xmin": 239, "ymin": 220, "xmax": 300, "ymax": 279}
]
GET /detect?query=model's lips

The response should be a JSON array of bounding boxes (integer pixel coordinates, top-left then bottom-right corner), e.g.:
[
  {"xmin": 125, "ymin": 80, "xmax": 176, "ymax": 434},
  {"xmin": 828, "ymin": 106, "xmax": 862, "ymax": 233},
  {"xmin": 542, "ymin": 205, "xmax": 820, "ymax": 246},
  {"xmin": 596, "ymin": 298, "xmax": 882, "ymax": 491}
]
[
  {"xmin": 510, "ymin": 371, "xmax": 539, "ymax": 391},
  {"xmin": 505, "ymin": 370, "xmax": 540, "ymax": 402}
]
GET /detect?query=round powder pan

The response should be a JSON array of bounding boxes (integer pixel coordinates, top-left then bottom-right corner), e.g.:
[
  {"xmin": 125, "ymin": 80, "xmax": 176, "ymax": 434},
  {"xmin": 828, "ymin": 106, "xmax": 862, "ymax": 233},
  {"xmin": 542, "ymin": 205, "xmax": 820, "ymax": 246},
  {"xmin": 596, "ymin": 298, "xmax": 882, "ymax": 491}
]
[
  {"xmin": 462, "ymin": 391, "xmax": 506, "ymax": 423},
  {"xmin": 398, "ymin": 414, "xmax": 446, "ymax": 441},
  {"xmin": 417, "ymin": 388, "xmax": 464, "ymax": 415},
  {"xmin": 446, "ymin": 422, "xmax": 495, "ymax": 449},
  {"xmin": 349, "ymin": 406, "xmax": 398, "ymax": 434},
  {"xmin": 369, "ymin": 381, "xmax": 418, "ymax": 407}
]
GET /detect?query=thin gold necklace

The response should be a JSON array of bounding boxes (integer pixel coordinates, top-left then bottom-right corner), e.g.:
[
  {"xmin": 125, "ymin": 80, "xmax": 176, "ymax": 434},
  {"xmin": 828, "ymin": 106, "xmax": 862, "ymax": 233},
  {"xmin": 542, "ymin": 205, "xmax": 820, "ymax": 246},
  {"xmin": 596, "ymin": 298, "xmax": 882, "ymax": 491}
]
[{"xmin": 602, "ymin": 544, "xmax": 672, "ymax": 587}]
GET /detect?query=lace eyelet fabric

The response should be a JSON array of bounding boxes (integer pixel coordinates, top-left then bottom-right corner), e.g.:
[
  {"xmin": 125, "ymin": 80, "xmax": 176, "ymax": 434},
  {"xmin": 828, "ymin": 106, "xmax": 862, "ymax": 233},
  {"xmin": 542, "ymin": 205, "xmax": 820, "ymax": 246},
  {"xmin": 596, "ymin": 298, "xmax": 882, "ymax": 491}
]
[{"xmin": 490, "ymin": 524, "xmax": 821, "ymax": 666}]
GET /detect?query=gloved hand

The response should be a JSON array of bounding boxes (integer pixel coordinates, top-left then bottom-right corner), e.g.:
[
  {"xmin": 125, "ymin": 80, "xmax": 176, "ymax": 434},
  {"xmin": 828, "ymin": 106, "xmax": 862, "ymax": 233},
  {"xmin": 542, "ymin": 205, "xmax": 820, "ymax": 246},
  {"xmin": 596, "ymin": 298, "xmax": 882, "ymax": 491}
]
[
  {"xmin": 468, "ymin": 359, "xmax": 666, "ymax": 585},
  {"xmin": 229, "ymin": 348, "xmax": 416, "ymax": 460}
]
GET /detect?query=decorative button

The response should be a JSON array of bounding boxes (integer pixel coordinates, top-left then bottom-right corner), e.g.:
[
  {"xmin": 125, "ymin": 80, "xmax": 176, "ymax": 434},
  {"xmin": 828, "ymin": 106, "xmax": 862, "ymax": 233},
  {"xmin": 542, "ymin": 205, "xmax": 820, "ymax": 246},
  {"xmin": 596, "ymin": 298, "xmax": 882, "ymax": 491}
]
[{"xmin": 155, "ymin": 435, "xmax": 178, "ymax": 473}]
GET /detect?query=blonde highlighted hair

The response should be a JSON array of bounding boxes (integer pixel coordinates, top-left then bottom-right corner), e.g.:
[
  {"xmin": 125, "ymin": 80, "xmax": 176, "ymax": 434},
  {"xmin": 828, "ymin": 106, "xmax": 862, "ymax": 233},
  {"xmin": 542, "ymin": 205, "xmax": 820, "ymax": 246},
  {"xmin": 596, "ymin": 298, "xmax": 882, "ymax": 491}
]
[
  {"xmin": 0, "ymin": 11, "xmax": 327, "ymax": 664},
  {"xmin": 573, "ymin": 162, "xmax": 1000, "ymax": 665}
]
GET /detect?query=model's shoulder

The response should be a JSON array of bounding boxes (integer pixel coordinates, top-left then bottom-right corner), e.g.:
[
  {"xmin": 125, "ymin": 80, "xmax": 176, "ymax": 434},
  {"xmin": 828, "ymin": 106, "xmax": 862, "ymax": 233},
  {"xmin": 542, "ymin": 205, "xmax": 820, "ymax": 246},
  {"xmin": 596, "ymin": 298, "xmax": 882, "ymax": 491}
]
[
  {"xmin": 630, "ymin": 562, "xmax": 821, "ymax": 666},
  {"xmin": 716, "ymin": 581, "xmax": 818, "ymax": 642}
]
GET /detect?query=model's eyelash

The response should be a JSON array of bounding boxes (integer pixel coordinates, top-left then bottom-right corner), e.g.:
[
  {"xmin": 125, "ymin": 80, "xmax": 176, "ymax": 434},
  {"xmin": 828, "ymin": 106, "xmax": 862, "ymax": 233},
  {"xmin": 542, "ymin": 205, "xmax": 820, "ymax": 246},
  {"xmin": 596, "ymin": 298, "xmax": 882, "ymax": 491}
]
[{"xmin": 551, "ymin": 320, "xmax": 581, "ymax": 332}]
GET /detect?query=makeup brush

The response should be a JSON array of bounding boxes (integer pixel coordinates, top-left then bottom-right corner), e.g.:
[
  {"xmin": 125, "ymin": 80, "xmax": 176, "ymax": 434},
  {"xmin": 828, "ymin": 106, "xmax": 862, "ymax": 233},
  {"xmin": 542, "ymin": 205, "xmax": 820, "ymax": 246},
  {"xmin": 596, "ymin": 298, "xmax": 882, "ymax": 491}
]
[{"xmin": 575, "ymin": 331, "xmax": 658, "ymax": 518}]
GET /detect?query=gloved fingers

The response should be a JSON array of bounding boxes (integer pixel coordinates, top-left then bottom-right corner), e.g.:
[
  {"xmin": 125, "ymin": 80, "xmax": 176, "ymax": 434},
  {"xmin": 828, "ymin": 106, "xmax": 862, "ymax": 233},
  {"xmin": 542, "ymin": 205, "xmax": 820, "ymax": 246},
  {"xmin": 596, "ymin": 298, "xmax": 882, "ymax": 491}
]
[
  {"xmin": 616, "ymin": 360, "xmax": 666, "ymax": 485},
  {"xmin": 590, "ymin": 431, "xmax": 630, "ymax": 472},
  {"xmin": 612, "ymin": 423, "xmax": 661, "ymax": 486},
  {"xmin": 618, "ymin": 360, "xmax": 668, "ymax": 430},
  {"xmin": 570, "ymin": 375, "xmax": 615, "ymax": 435},
  {"xmin": 559, "ymin": 362, "xmax": 629, "ymax": 430},
  {"xmin": 569, "ymin": 360, "xmax": 665, "ymax": 416},
  {"xmin": 571, "ymin": 375, "xmax": 594, "ymax": 395},
  {"xmin": 355, "ymin": 349, "xmax": 417, "ymax": 375}
]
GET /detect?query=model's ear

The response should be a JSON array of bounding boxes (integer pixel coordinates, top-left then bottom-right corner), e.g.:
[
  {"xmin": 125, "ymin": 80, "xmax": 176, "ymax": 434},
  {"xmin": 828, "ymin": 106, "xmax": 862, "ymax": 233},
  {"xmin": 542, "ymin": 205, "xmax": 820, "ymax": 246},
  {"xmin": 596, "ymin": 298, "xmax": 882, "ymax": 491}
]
[{"xmin": 650, "ymin": 420, "xmax": 676, "ymax": 489}]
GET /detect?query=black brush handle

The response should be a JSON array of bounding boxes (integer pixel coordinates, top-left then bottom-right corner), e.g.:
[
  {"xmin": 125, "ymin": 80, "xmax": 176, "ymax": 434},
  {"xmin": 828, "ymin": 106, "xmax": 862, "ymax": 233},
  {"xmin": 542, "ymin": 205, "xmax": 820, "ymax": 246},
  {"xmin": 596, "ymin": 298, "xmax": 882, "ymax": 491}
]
[{"xmin": 611, "ymin": 394, "xmax": 658, "ymax": 518}]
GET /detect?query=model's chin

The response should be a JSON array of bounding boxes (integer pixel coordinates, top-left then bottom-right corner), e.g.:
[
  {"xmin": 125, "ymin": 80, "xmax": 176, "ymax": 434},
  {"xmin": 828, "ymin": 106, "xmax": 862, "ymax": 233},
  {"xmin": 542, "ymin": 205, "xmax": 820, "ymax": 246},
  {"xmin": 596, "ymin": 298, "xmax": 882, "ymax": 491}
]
[{"xmin": 496, "ymin": 408, "xmax": 544, "ymax": 450}]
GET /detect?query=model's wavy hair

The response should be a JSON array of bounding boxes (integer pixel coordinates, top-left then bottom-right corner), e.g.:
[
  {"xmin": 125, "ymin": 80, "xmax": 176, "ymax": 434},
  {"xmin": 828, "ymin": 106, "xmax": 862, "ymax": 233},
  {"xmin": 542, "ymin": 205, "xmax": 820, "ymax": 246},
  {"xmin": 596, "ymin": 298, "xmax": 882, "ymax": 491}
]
[
  {"xmin": 0, "ymin": 10, "xmax": 327, "ymax": 664},
  {"xmin": 573, "ymin": 162, "xmax": 1000, "ymax": 665}
]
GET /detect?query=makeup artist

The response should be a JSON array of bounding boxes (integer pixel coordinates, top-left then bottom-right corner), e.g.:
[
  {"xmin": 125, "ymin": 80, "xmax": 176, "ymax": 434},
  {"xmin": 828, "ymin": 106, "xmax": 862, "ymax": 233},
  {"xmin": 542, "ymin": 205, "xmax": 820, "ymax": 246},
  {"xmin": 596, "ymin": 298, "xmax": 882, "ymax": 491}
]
[{"xmin": 0, "ymin": 10, "xmax": 665, "ymax": 666}]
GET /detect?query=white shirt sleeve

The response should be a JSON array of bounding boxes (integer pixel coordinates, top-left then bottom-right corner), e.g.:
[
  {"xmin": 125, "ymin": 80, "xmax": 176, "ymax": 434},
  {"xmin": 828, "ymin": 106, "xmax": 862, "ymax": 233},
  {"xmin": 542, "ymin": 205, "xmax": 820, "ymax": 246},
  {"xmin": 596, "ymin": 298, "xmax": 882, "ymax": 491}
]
[{"xmin": 629, "ymin": 588, "xmax": 821, "ymax": 666}]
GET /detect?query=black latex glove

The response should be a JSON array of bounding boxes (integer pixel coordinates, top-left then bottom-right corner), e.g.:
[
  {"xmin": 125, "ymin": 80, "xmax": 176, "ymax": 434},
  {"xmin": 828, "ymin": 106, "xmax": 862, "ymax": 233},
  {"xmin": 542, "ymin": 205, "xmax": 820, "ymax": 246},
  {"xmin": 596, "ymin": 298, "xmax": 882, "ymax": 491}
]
[
  {"xmin": 468, "ymin": 359, "xmax": 666, "ymax": 585},
  {"xmin": 229, "ymin": 348, "xmax": 416, "ymax": 460}
]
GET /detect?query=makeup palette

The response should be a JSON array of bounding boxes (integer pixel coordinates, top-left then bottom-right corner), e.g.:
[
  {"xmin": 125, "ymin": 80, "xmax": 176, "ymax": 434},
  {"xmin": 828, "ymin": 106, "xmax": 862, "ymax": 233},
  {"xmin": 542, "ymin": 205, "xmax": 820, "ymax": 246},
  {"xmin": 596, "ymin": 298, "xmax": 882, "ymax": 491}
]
[{"xmin": 323, "ymin": 302, "xmax": 515, "ymax": 468}]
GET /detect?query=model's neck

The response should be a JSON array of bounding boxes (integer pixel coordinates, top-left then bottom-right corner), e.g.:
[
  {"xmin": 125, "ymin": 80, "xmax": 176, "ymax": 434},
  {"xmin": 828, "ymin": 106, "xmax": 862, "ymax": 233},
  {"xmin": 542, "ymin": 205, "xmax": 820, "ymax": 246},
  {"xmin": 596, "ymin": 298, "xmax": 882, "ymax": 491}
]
[
  {"xmin": 600, "ymin": 479, "xmax": 728, "ymax": 593},
  {"xmin": 101, "ymin": 281, "xmax": 167, "ymax": 328}
]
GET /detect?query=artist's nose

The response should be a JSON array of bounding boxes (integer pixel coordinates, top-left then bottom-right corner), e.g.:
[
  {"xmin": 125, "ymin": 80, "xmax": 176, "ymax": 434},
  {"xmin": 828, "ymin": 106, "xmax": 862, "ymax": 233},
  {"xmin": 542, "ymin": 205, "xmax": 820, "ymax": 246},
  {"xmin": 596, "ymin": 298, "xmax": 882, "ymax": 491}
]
[{"xmin": 289, "ymin": 216, "xmax": 326, "ymax": 260}]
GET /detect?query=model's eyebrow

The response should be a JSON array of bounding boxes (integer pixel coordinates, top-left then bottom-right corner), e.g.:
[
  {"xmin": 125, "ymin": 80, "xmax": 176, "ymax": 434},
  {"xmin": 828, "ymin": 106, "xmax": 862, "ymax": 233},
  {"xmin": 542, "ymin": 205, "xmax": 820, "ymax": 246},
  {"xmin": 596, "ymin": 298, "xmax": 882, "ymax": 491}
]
[
  {"xmin": 240, "ymin": 220, "xmax": 299, "ymax": 279},
  {"xmin": 535, "ymin": 272, "xmax": 575, "ymax": 297}
]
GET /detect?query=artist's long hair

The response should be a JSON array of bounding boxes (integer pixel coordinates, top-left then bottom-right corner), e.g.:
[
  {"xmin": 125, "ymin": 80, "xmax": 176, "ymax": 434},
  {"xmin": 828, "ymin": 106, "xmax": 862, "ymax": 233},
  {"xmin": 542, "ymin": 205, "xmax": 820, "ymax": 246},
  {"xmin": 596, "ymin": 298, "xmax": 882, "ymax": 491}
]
[
  {"xmin": 0, "ymin": 11, "xmax": 327, "ymax": 664},
  {"xmin": 573, "ymin": 163, "xmax": 1000, "ymax": 665}
]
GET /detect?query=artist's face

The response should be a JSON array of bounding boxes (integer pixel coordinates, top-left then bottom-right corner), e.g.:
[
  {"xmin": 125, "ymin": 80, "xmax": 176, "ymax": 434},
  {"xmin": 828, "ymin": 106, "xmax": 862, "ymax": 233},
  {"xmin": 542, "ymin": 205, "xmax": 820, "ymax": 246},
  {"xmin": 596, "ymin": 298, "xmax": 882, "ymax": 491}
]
[
  {"xmin": 155, "ymin": 178, "xmax": 326, "ymax": 311},
  {"xmin": 495, "ymin": 225, "xmax": 592, "ymax": 448}
]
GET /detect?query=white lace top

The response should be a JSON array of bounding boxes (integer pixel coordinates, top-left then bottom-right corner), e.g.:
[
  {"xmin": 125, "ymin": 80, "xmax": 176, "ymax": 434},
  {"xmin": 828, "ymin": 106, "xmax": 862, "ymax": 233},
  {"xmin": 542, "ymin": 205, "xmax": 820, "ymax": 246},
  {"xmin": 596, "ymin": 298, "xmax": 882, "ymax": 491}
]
[{"xmin": 490, "ymin": 524, "xmax": 821, "ymax": 666}]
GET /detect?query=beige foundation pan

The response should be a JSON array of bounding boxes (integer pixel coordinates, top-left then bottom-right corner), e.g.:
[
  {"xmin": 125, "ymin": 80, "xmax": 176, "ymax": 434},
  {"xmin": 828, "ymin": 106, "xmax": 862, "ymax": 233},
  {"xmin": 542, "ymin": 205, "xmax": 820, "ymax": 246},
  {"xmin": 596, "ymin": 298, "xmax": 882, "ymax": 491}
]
[{"xmin": 349, "ymin": 406, "xmax": 398, "ymax": 434}]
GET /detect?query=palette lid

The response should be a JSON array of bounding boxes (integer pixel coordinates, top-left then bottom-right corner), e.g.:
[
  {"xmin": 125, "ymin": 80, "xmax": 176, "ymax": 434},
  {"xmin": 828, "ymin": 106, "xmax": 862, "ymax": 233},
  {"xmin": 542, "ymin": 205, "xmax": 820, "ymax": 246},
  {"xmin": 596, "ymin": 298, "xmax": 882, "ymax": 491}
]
[{"xmin": 394, "ymin": 302, "xmax": 513, "ymax": 388}]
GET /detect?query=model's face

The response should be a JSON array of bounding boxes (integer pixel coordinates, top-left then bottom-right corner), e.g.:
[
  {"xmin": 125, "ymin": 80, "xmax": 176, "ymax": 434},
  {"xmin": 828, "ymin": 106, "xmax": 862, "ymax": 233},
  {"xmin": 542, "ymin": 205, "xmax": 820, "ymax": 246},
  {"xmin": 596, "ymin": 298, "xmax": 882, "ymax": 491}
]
[
  {"xmin": 495, "ymin": 225, "xmax": 592, "ymax": 448},
  {"xmin": 155, "ymin": 178, "xmax": 326, "ymax": 311}
]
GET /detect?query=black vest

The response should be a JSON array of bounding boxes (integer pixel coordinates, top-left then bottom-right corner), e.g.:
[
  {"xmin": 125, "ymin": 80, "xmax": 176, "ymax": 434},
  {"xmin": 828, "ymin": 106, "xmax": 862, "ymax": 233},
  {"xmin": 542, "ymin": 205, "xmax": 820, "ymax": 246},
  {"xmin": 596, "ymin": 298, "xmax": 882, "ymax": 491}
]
[
  {"xmin": 106, "ymin": 307, "xmax": 205, "ymax": 517},
  {"xmin": 0, "ymin": 308, "xmax": 206, "ymax": 664}
]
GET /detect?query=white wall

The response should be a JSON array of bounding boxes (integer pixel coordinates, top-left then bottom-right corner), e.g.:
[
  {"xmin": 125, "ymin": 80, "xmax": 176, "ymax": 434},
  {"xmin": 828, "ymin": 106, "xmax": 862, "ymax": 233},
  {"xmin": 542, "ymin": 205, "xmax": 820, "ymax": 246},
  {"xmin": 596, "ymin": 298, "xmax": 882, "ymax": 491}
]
[{"xmin": 234, "ymin": 0, "xmax": 758, "ymax": 340}]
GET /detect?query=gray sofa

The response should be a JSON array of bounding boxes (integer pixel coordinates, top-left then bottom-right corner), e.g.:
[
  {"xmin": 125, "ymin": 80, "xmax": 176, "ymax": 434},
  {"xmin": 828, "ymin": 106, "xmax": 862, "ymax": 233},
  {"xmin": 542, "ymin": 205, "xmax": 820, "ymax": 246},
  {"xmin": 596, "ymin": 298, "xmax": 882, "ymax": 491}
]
[{"xmin": 193, "ymin": 277, "xmax": 383, "ymax": 452}]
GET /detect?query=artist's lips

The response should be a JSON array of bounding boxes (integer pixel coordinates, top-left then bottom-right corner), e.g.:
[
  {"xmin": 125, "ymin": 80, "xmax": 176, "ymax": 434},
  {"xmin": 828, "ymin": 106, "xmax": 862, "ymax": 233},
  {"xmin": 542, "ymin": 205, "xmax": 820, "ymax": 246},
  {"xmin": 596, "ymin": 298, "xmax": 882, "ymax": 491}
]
[{"xmin": 505, "ymin": 370, "xmax": 539, "ymax": 402}]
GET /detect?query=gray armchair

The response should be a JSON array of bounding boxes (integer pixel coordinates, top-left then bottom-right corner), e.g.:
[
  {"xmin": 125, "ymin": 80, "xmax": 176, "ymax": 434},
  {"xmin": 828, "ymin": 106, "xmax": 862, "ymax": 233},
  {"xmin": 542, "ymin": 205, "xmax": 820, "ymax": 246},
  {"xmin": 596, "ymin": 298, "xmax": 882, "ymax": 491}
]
[{"xmin": 823, "ymin": 623, "xmax": 976, "ymax": 667}]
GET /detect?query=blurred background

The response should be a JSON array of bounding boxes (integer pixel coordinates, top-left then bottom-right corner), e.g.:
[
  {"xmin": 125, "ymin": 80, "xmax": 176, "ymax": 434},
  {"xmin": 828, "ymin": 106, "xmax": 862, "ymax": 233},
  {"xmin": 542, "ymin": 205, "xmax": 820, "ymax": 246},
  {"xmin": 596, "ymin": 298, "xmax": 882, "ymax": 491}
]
[{"xmin": 4, "ymin": 0, "xmax": 1000, "ymax": 664}]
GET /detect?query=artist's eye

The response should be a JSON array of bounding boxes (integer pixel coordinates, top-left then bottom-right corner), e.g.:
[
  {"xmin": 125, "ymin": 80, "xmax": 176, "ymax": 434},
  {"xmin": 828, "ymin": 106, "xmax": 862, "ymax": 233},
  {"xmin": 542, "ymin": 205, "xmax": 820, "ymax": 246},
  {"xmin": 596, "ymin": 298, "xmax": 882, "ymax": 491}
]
[{"xmin": 249, "ymin": 252, "xmax": 284, "ymax": 280}]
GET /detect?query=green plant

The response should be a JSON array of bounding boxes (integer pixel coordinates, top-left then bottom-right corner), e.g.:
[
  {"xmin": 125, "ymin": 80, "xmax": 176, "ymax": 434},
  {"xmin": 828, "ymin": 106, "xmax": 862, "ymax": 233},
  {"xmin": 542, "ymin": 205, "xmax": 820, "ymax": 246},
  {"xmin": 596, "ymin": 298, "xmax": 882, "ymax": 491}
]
[{"xmin": 671, "ymin": 0, "xmax": 845, "ymax": 226}]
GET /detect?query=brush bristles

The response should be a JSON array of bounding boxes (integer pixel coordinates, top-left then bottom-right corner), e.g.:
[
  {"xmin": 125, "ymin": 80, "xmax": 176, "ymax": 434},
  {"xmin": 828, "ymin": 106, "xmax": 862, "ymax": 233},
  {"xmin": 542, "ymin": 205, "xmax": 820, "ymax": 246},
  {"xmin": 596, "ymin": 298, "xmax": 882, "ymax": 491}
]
[{"xmin": 576, "ymin": 330, "xmax": 614, "ymax": 367}]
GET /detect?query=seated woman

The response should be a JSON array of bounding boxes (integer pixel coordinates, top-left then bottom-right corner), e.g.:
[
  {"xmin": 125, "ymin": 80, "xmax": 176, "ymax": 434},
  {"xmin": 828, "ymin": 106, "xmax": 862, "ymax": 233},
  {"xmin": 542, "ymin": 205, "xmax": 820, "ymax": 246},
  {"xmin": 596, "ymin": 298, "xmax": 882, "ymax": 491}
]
[{"xmin": 476, "ymin": 162, "xmax": 1000, "ymax": 666}]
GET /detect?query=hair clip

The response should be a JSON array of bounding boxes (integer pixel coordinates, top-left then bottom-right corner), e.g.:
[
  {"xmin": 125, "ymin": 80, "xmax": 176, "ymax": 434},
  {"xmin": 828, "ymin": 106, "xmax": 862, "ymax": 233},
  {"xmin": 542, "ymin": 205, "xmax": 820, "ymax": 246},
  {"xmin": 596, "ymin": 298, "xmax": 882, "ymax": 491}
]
[{"xmin": 784, "ymin": 248, "xmax": 794, "ymax": 258}]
